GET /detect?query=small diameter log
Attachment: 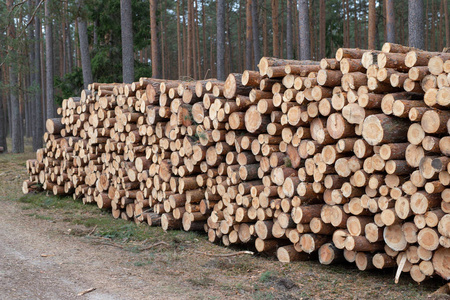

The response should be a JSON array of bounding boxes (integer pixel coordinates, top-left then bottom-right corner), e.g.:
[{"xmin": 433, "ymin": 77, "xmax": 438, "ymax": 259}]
[
  {"xmin": 318, "ymin": 243, "xmax": 344, "ymax": 265},
  {"xmin": 277, "ymin": 245, "xmax": 310, "ymax": 263}
]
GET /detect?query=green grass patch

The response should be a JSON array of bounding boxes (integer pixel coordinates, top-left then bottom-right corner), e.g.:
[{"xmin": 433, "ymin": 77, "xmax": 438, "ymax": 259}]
[{"xmin": 259, "ymin": 271, "xmax": 277, "ymax": 283}]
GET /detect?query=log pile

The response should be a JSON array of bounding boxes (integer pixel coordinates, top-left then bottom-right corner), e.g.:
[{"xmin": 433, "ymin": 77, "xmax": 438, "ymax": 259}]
[{"xmin": 24, "ymin": 43, "xmax": 450, "ymax": 284}]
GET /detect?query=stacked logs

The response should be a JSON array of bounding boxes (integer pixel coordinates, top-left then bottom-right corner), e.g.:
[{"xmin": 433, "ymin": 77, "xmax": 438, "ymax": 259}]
[{"xmin": 24, "ymin": 43, "xmax": 449, "ymax": 284}]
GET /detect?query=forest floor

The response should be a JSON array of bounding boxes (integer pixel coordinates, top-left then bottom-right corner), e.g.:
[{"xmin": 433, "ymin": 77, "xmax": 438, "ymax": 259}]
[{"xmin": 0, "ymin": 143, "xmax": 447, "ymax": 299}]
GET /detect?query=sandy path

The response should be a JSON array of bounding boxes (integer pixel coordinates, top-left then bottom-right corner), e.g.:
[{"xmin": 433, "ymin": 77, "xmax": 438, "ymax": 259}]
[{"xmin": 0, "ymin": 200, "xmax": 206, "ymax": 300}]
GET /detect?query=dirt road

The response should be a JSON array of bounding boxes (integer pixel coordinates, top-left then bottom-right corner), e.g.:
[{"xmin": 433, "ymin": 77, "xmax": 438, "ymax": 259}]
[{"xmin": 0, "ymin": 199, "xmax": 234, "ymax": 300}]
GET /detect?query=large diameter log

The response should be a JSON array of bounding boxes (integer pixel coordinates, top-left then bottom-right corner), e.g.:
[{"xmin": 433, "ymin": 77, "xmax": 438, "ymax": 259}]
[
  {"xmin": 383, "ymin": 225, "xmax": 408, "ymax": 251},
  {"xmin": 432, "ymin": 248, "xmax": 450, "ymax": 280},
  {"xmin": 421, "ymin": 109, "xmax": 450, "ymax": 134},
  {"xmin": 223, "ymin": 73, "xmax": 252, "ymax": 99},
  {"xmin": 326, "ymin": 113, "xmax": 355, "ymax": 139},
  {"xmin": 244, "ymin": 106, "xmax": 270, "ymax": 134},
  {"xmin": 362, "ymin": 114, "xmax": 410, "ymax": 146},
  {"xmin": 46, "ymin": 118, "xmax": 64, "ymax": 134}
]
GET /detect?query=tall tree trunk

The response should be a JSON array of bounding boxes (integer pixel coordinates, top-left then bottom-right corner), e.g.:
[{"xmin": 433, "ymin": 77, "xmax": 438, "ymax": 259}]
[
  {"xmin": 0, "ymin": 67, "xmax": 7, "ymax": 152},
  {"xmin": 245, "ymin": 0, "xmax": 253, "ymax": 70},
  {"xmin": 121, "ymin": 0, "xmax": 134, "ymax": 83},
  {"xmin": 7, "ymin": 0, "xmax": 23, "ymax": 153},
  {"xmin": 238, "ymin": 0, "xmax": 243, "ymax": 72},
  {"xmin": 33, "ymin": 0, "xmax": 43, "ymax": 151},
  {"xmin": 150, "ymin": 0, "xmax": 160, "ymax": 78},
  {"xmin": 262, "ymin": 0, "xmax": 267, "ymax": 57},
  {"xmin": 183, "ymin": 0, "xmax": 187, "ymax": 76},
  {"xmin": 294, "ymin": 2, "xmax": 299, "ymax": 58},
  {"xmin": 431, "ymin": 0, "xmax": 436, "ymax": 51},
  {"xmin": 177, "ymin": 0, "xmax": 182, "ymax": 78},
  {"xmin": 191, "ymin": 0, "xmax": 197, "ymax": 79},
  {"xmin": 65, "ymin": 0, "xmax": 73, "ymax": 74},
  {"xmin": 409, "ymin": 0, "xmax": 425, "ymax": 49},
  {"xmin": 445, "ymin": 0, "xmax": 449, "ymax": 47},
  {"xmin": 202, "ymin": 0, "xmax": 207, "ymax": 76},
  {"xmin": 195, "ymin": 1, "xmax": 202, "ymax": 77},
  {"xmin": 425, "ymin": 0, "xmax": 429, "ymax": 50},
  {"xmin": 45, "ymin": 0, "xmax": 55, "ymax": 119},
  {"xmin": 368, "ymin": 0, "xmax": 376, "ymax": 49},
  {"xmin": 77, "ymin": 9, "xmax": 93, "ymax": 88},
  {"xmin": 439, "ymin": 0, "xmax": 444, "ymax": 51},
  {"xmin": 298, "ymin": 0, "xmax": 311, "ymax": 60},
  {"xmin": 187, "ymin": 0, "xmax": 193, "ymax": 78},
  {"xmin": 162, "ymin": 0, "xmax": 167, "ymax": 78},
  {"xmin": 272, "ymin": 0, "xmax": 279, "ymax": 57},
  {"xmin": 342, "ymin": 0, "xmax": 348, "ymax": 47},
  {"xmin": 308, "ymin": 0, "xmax": 314, "ymax": 58},
  {"xmin": 386, "ymin": 0, "xmax": 395, "ymax": 42},
  {"xmin": 251, "ymin": 0, "xmax": 260, "ymax": 69},
  {"xmin": 319, "ymin": 0, "xmax": 325, "ymax": 58},
  {"xmin": 216, "ymin": 0, "xmax": 225, "ymax": 80},
  {"xmin": 354, "ymin": 0, "xmax": 359, "ymax": 48}
]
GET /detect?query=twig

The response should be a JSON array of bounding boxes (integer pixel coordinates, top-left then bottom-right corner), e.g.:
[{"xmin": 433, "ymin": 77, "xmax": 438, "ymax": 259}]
[
  {"xmin": 138, "ymin": 241, "xmax": 169, "ymax": 251},
  {"xmin": 193, "ymin": 250, "xmax": 254, "ymax": 257},
  {"xmin": 86, "ymin": 225, "xmax": 97, "ymax": 236},
  {"xmin": 77, "ymin": 287, "xmax": 96, "ymax": 296}
]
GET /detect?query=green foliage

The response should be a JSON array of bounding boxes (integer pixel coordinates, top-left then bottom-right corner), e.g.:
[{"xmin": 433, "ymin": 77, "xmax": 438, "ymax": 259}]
[{"xmin": 54, "ymin": 68, "xmax": 83, "ymax": 105}]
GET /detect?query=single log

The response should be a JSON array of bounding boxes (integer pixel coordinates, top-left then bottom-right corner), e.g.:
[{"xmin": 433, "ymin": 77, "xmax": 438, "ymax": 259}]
[{"xmin": 362, "ymin": 114, "xmax": 410, "ymax": 146}]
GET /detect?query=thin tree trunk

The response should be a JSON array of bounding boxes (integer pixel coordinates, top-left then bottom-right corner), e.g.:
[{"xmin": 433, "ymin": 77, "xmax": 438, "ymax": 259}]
[
  {"xmin": 272, "ymin": 0, "xmax": 279, "ymax": 57},
  {"xmin": 195, "ymin": 1, "xmax": 202, "ymax": 77},
  {"xmin": 202, "ymin": 0, "xmax": 207, "ymax": 76},
  {"xmin": 226, "ymin": 1, "xmax": 232, "ymax": 75},
  {"xmin": 368, "ymin": 0, "xmax": 376, "ymax": 49},
  {"xmin": 0, "ymin": 67, "xmax": 7, "ymax": 152},
  {"xmin": 263, "ymin": 0, "xmax": 268, "ymax": 57},
  {"xmin": 245, "ymin": 0, "xmax": 253, "ymax": 70},
  {"xmin": 319, "ymin": 0, "xmax": 325, "ymax": 58},
  {"xmin": 294, "ymin": 2, "xmax": 299, "ymax": 58},
  {"xmin": 308, "ymin": 0, "xmax": 314, "ymax": 58},
  {"xmin": 298, "ymin": 0, "xmax": 311, "ymax": 60},
  {"xmin": 121, "ymin": 0, "xmax": 134, "ymax": 83},
  {"xmin": 445, "ymin": 0, "xmax": 449, "ymax": 47},
  {"xmin": 187, "ymin": 0, "xmax": 193, "ymax": 78},
  {"xmin": 7, "ymin": 0, "xmax": 23, "ymax": 153},
  {"xmin": 150, "ymin": 0, "xmax": 160, "ymax": 78},
  {"xmin": 354, "ymin": 0, "xmax": 360, "ymax": 48},
  {"xmin": 65, "ymin": 0, "xmax": 73, "ymax": 74},
  {"xmin": 162, "ymin": 0, "xmax": 167, "ymax": 78},
  {"xmin": 33, "ymin": 0, "xmax": 43, "ymax": 151},
  {"xmin": 439, "ymin": 0, "xmax": 444, "ymax": 51},
  {"xmin": 238, "ymin": 0, "xmax": 243, "ymax": 72},
  {"xmin": 216, "ymin": 0, "xmax": 225, "ymax": 80},
  {"xmin": 432, "ymin": 0, "xmax": 436, "ymax": 51},
  {"xmin": 409, "ymin": 0, "xmax": 425, "ymax": 49},
  {"xmin": 191, "ymin": 0, "xmax": 197, "ymax": 79},
  {"xmin": 251, "ymin": 0, "xmax": 260, "ymax": 69},
  {"xmin": 77, "ymin": 3, "xmax": 93, "ymax": 89},
  {"xmin": 183, "ymin": 0, "xmax": 187, "ymax": 76},
  {"xmin": 386, "ymin": 0, "xmax": 395, "ymax": 43},
  {"xmin": 45, "ymin": 0, "xmax": 55, "ymax": 119},
  {"xmin": 177, "ymin": 1, "xmax": 182, "ymax": 78},
  {"xmin": 425, "ymin": 0, "xmax": 429, "ymax": 50}
]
